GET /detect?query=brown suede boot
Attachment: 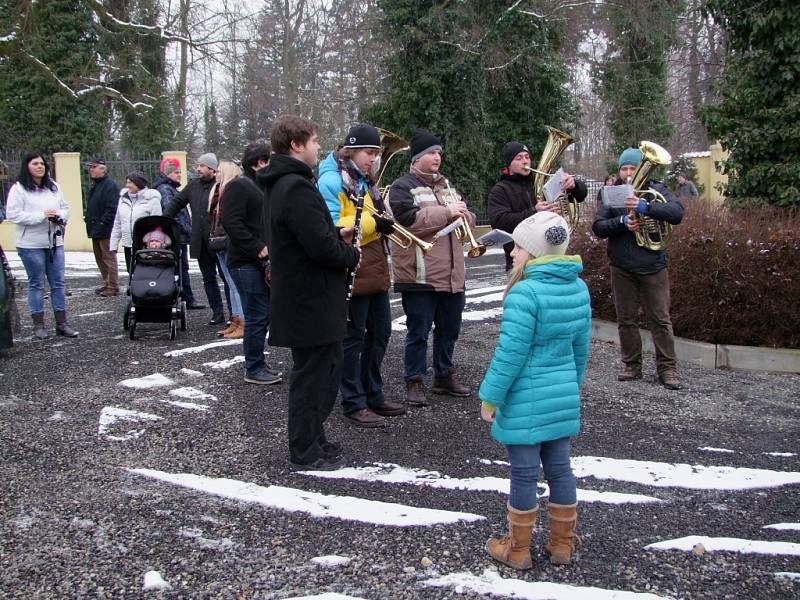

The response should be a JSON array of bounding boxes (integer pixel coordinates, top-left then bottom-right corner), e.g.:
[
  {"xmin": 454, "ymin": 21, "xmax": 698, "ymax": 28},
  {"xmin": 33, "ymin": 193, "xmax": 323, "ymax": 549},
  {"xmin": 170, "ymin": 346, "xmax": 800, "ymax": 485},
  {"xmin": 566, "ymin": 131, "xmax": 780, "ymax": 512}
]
[
  {"xmin": 32, "ymin": 313, "xmax": 50, "ymax": 340},
  {"xmin": 223, "ymin": 315, "xmax": 244, "ymax": 339},
  {"xmin": 431, "ymin": 373, "xmax": 471, "ymax": 397},
  {"xmin": 485, "ymin": 503, "xmax": 538, "ymax": 570},
  {"xmin": 405, "ymin": 380, "xmax": 428, "ymax": 407},
  {"xmin": 54, "ymin": 310, "xmax": 78, "ymax": 338},
  {"xmin": 217, "ymin": 318, "xmax": 235, "ymax": 336},
  {"xmin": 546, "ymin": 502, "xmax": 581, "ymax": 565}
]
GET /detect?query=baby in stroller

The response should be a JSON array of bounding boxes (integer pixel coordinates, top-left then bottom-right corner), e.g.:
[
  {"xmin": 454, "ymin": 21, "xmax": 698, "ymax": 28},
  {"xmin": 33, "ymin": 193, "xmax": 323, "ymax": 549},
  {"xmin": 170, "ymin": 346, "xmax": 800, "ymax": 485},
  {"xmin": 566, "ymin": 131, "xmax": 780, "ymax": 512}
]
[{"xmin": 142, "ymin": 226, "xmax": 172, "ymax": 250}]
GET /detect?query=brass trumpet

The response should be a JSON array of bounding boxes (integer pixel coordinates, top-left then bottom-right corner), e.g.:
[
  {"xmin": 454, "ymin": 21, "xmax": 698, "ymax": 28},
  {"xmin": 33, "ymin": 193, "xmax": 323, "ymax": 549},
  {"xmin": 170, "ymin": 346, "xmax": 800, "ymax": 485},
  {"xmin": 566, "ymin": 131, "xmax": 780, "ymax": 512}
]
[
  {"xmin": 363, "ymin": 202, "xmax": 434, "ymax": 254},
  {"xmin": 441, "ymin": 179, "xmax": 486, "ymax": 258}
]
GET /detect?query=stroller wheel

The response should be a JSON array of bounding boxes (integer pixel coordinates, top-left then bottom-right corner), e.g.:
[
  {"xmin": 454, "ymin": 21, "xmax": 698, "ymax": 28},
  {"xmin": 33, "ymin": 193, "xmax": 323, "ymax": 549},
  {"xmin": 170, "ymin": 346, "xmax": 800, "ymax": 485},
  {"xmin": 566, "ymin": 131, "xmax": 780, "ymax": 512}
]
[
  {"xmin": 169, "ymin": 319, "xmax": 177, "ymax": 340},
  {"xmin": 123, "ymin": 302, "xmax": 131, "ymax": 330},
  {"xmin": 129, "ymin": 319, "xmax": 137, "ymax": 340}
]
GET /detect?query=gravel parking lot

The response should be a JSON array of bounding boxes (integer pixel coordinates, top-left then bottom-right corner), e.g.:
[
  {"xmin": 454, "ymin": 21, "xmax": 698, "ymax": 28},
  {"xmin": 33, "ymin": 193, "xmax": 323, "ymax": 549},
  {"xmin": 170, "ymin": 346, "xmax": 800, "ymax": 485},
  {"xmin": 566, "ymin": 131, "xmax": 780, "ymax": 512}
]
[{"xmin": 1, "ymin": 251, "xmax": 799, "ymax": 599}]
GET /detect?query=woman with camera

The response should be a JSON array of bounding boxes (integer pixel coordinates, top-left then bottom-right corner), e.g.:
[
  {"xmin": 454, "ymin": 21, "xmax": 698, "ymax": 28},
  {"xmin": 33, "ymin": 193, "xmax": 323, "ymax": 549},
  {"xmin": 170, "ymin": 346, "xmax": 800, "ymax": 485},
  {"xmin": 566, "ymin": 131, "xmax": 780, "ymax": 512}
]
[{"xmin": 5, "ymin": 152, "xmax": 78, "ymax": 339}]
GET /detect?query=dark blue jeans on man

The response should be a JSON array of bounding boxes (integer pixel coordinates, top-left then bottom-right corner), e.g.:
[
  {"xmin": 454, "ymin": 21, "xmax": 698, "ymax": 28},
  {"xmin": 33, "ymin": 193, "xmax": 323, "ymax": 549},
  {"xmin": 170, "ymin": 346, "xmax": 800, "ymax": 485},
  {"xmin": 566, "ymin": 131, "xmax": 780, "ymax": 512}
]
[
  {"xmin": 178, "ymin": 244, "xmax": 196, "ymax": 305},
  {"xmin": 401, "ymin": 290, "xmax": 466, "ymax": 382},
  {"xmin": 341, "ymin": 291, "xmax": 391, "ymax": 415},
  {"xmin": 196, "ymin": 246, "xmax": 225, "ymax": 317},
  {"xmin": 230, "ymin": 264, "xmax": 270, "ymax": 376}
]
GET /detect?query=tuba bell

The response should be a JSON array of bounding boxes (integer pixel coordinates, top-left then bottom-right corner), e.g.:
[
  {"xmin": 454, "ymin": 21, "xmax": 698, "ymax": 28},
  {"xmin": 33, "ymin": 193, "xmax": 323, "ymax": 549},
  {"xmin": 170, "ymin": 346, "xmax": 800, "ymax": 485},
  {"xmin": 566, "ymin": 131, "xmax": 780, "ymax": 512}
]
[
  {"xmin": 627, "ymin": 141, "xmax": 673, "ymax": 251},
  {"xmin": 529, "ymin": 126, "xmax": 579, "ymax": 231}
]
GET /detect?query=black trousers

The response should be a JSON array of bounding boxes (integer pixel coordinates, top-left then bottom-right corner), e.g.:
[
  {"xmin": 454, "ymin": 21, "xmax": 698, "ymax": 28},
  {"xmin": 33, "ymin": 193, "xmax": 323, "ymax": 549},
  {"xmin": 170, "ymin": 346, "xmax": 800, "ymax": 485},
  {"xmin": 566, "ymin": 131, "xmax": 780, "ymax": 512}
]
[{"xmin": 288, "ymin": 341, "xmax": 343, "ymax": 465}]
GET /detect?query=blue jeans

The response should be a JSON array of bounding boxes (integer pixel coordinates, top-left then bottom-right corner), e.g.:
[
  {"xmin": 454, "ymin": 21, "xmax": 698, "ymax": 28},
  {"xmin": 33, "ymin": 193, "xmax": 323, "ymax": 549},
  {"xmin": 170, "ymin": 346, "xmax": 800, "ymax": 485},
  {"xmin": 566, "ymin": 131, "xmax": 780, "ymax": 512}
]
[
  {"xmin": 215, "ymin": 250, "xmax": 242, "ymax": 318},
  {"xmin": 230, "ymin": 264, "xmax": 270, "ymax": 374},
  {"xmin": 341, "ymin": 291, "xmax": 391, "ymax": 414},
  {"xmin": 196, "ymin": 247, "xmax": 224, "ymax": 316},
  {"xmin": 18, "ymin": 246, "xmax": 66, "ymax": 315},
  {"xmin": 401, "ymin": 291, "xmax": 465, "ymax": 381},
  {"xmin": 506, "ymin": 437, "xmax": 577, "ymax": 510},
  {"xmin": 178, "ymin": 244, "xmax": 196, "ymax": 304}
]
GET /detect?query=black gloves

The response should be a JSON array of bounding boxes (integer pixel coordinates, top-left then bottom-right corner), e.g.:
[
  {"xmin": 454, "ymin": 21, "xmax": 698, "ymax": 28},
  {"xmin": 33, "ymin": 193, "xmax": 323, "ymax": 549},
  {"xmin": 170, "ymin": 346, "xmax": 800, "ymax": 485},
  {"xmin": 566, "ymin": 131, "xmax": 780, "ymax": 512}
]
[{"xmin": 373, "ymin": 214, "xmax": 396, "ymax": 235}]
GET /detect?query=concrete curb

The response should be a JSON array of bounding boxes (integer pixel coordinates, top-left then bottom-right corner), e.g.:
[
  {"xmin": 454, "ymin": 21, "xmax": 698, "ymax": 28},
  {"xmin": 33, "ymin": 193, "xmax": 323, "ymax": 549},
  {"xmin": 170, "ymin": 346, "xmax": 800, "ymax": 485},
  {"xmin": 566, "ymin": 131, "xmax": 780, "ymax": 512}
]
[{"xmin": 591, "ymin": 319, "xmax": 800, "ymax": 375}]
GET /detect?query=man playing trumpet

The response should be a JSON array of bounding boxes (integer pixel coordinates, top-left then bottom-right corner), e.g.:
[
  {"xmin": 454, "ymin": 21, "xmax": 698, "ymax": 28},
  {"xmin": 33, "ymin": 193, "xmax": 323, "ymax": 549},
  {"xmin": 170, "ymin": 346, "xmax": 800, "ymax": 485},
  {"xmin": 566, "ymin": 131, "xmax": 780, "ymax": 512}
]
[
  {"xmin": 488, "ymin": 141, "xmax": 587, "ymax": 271},
  {"xmin": 318, "ymin": 123, "xmax": 407, "ymax": 427},
  {"xmin": 388, "ymin": 128, "xmax": 477, "ymax": 406}
]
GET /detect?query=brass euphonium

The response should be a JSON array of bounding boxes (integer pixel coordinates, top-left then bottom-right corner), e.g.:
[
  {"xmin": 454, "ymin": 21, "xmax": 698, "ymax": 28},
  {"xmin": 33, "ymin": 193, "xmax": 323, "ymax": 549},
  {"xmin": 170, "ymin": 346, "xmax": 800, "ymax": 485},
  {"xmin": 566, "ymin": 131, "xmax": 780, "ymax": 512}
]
[
  {"xmin": 627, "ymin": 141, "xmax": 673, "ymax": 251},
  {"xmin": 528, "ymin": 126, "xmax": 579, "ymax": 231}
]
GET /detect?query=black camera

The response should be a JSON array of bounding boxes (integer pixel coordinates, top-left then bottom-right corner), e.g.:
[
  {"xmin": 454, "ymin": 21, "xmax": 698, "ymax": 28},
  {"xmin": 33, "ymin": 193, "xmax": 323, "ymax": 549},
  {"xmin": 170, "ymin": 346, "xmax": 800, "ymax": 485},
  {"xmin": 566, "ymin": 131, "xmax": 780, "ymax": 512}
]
[{"xmin": 48, "ymin": 215, "xmax": 66, "ymax": 226}]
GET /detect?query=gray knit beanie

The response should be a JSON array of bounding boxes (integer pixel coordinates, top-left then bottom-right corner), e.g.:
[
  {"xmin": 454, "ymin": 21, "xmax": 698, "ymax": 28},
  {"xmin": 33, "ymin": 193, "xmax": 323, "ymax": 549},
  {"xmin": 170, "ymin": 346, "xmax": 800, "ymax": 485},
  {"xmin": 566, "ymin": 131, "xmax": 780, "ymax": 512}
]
[{"xmin": 197, "ymin": 152, "xmax": 219, "ymax": 171}]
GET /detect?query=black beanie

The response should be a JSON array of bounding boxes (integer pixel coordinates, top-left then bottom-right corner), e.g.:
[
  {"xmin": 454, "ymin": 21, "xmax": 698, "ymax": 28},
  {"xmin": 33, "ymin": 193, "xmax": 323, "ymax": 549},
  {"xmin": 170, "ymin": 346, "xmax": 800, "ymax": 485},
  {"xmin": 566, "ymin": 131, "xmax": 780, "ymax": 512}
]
[
  {"xmin": 503, "ymin": 141, "xmax": 530, "ymax": 168},
  {"xmin": 410, "ymin": 128, "xmax": 443, "ymax": 162},
  {"xmin": 343, "ymin": 123, "xmax": 381, "ymax": 149},
  {"xmin": 126, "ymin": 171, "xmax": 149, "ymax": 190}
]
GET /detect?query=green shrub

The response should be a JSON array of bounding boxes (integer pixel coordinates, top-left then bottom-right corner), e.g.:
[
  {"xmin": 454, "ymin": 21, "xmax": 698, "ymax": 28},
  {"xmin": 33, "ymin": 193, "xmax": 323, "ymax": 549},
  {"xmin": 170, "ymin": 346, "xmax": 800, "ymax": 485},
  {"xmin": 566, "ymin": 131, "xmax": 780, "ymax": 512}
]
[{"xmin": 573, "ymin": 201, "xmax": 800, "ymax": 348}]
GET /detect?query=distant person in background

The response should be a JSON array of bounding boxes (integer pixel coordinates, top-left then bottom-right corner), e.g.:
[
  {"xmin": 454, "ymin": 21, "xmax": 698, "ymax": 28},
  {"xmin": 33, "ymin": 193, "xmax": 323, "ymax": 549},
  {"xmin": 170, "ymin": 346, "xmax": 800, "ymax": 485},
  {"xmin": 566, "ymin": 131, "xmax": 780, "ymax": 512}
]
[
  {"xmin": 109, "ymin": 171, "xmax": 162, "ymax": 273},
  {"xmin": 5, "ymin": 152, "xmax": 78, "ymax": 339},
  {"xmin": 154, "ymin": 158, "xmax": 202, "ymax": 309},
  {"xmin": 675, "ymin": 172, "xmax": 699, "ymax": 203},
  {"xmin": 84, "ymin": 158, "xmax": 120, "ymax": 297},
  {"xmin": 596, "ymin": 173, "xmax": 617, "ymax": 206}
]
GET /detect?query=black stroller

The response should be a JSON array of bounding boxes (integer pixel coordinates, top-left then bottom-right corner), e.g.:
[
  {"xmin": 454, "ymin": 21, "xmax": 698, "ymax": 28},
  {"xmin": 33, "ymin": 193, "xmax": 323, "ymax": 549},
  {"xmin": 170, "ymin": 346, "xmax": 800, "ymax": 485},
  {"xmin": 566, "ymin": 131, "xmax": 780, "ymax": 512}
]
[{"xmin": 123, "ymin": 215, "xmax": 187, "ymax": 340}]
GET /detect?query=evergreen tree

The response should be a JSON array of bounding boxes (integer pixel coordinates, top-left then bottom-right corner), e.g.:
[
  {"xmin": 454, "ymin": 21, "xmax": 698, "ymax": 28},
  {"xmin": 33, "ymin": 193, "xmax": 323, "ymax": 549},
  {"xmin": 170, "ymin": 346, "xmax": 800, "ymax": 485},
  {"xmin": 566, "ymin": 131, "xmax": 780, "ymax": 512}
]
[
  {"xmin": 0, "ymin": 0, "xmax": 109, "ymax": 154},
  {"xmin": 702, "ymin": 0, "xmax": 800, "ymax": 207},
  {"xmin": 364, "ymin": 0, "xmax": 574, "ymax": 209},
  {"xmin": 595, "ymin": 1, "xmax": 683, "ymax": 157}
]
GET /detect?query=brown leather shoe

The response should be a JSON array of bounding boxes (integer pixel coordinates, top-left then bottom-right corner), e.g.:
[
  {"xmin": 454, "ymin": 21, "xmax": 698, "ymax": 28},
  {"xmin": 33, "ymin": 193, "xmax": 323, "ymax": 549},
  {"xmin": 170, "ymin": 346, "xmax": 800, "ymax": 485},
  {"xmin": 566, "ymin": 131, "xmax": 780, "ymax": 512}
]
[
  {"xmin": 345, "ymin": 408, "xmax": 385, "ymax": 428},
  {"xmin": 372, "ymin": 400, "xmax": 407, "ymax": 417},
  {"xmin": 406, "ymin": 380, "xmax": 428, "ymax": 407},
  {"xmin": 431, "ymin": 373, "xmax": 471, "ymax": 397},
  {"xmin": 658, "ymin": 369, "xmax": 681, "ymax": 390},
  {"xmin": 617, "ymin": 365, "xmax": 643, "ymax": 381}
]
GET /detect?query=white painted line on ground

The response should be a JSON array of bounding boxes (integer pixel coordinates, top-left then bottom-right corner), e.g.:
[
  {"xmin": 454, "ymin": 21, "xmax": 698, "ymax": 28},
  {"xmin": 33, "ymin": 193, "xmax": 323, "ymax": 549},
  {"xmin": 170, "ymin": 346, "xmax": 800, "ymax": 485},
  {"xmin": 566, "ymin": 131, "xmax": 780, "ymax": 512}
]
[
  {"xmin": 129, "ymin": 468, "xmax": 485, "ymax": 527},
  {"xmin": 698, "ymin": 446, "xmax": 735, "ymax": 453},
  {"xmin": 423, "ymin": 569, "xmax": 672, "ymax": 599},
  {"xmin": 310, "ymin": 555, "xmax": 352, "ymax": 568},
  {"xmin": 202, "ymin": 356, "xmax": 245, "ymax": 370},
  {"xmin": 118, "ymin": 373, "xmax": 174, "ymax": 389},
  {"xmin": 573, "ymin": 456, "xmax": 800, "ymax": 490},
  {"xmin": 645, "ymin": 535, "xmax": 800, "ymax": 556},
  {"xmin": 99, "ymin": 407, "xmax": 162, "ymax": 441},
  {"xmin": 299, "ymin": 463, "xmax": 660, "ymax": 504},
  {"xmin": 169, "ymin": 387, "xmax": 218, "ymax": 402},
  {"xmin": 763, "ymin": 523, "xmax": 800, "ymax": 531},
  {"xmin": 164, "ymin": 339, "xmax": 242, "ymax": 357}
]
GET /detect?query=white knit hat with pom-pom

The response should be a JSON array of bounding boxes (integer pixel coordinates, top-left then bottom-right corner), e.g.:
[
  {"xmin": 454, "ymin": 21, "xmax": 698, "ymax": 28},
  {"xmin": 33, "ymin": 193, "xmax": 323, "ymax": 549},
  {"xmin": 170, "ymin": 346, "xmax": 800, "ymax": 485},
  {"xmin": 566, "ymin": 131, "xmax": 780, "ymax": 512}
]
[{"xmin": 512, "ymin": 211, "xmax": 570, "ymax": 258}]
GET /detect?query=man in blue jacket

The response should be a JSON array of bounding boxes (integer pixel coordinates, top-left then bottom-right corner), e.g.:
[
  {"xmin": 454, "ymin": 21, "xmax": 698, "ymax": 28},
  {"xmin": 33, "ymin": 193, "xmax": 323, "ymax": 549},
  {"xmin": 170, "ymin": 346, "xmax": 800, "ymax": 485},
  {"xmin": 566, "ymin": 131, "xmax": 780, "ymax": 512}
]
[
  {"xmin": 84, "ymin": 158, "xmax": 119, "ymax": 296},
  {"xmin": 592, "ymin": 148, "xmax": 684, "ymax": 390}
]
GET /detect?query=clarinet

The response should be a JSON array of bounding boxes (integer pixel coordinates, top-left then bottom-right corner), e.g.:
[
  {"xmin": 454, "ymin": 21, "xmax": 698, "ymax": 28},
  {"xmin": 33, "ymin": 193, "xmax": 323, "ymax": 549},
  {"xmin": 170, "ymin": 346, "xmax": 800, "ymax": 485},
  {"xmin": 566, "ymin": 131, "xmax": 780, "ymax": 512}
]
[{"xmin": 344, "ymin": 191, "xmax": 365, "ymax": 314}]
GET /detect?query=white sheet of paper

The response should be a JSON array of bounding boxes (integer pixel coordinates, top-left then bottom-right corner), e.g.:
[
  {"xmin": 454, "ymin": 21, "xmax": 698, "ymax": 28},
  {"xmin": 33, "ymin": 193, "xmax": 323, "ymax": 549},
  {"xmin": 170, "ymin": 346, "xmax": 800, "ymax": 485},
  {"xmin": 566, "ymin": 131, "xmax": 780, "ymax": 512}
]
[
  {"xmin": 601, "ymin": 184, "xmax": 635, "ymax": 209},
  {"xmin": 543, "ymin": 167, "xmax": 565, "ymax": 203},
  {"xmin": 477, "ymin": 229, "xmax": 513, "ymax": 247}
]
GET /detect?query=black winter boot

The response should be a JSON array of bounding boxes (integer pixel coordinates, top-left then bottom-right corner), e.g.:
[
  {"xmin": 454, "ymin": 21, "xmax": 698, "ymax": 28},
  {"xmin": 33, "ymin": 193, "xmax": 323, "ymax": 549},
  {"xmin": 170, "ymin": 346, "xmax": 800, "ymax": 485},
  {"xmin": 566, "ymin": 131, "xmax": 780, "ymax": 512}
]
[{"xmin": 54, "ymin": 310, "xmax": 78, "ymax": 337}]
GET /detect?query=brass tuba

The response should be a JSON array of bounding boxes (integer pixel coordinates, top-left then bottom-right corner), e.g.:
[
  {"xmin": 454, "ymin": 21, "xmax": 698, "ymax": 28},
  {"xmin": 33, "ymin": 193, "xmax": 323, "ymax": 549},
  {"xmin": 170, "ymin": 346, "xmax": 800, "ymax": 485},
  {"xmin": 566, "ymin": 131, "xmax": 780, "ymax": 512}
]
[
  {"xmin": 375, "ymin": 128, "xmax": 410, "ymax": 199},
  {"xmin": 628, "ymin": 141, "xmax": 673, "ymax": 251},
  {"xmin": 529, "ymin": 126, "xmax": 579, "ymax": 231}
]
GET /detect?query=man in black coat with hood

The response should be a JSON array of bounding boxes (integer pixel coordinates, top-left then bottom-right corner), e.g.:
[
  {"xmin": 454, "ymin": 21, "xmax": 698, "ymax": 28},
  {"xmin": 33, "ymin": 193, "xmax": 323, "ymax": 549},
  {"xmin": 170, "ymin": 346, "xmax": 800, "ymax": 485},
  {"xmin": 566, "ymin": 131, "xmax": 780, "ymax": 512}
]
[
  {"xmin": 84, "ymin": 159, "xmax": 120, "ymax": 296},
  {"xmin": 488, "ymin": 141, "xmax": 587, "ymax": 271},
  {"xmin": 264, "ymin": 115, "xmax": 360, "ymax": 471}
]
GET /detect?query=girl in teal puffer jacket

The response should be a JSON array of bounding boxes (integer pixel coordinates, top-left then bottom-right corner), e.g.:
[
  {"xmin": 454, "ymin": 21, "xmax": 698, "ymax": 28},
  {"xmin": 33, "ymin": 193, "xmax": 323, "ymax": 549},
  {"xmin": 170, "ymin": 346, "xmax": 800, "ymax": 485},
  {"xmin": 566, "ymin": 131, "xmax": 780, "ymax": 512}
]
[{"xmin": 480, "ymin": 211, "xmax": 591, "ymax": 570}]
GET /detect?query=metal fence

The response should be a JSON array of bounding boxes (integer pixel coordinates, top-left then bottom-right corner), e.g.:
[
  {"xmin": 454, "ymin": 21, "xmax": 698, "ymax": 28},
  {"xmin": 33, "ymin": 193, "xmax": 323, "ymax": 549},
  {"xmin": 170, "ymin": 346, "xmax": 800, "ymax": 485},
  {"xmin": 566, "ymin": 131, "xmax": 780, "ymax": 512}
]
[
  {"xmin": 79, "ymin": 151, "xmax": 163, "ymax": 211},
  {"xmin": 0, "ymin": 150, "xmax": 21, "ymax": 212}
]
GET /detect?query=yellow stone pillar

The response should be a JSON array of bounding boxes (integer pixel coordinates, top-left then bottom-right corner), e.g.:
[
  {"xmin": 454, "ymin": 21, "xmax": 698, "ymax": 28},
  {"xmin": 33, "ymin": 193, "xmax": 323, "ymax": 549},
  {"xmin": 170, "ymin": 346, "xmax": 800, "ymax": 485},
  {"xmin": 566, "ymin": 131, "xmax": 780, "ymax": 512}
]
[
  {"xmin": 54, "ymin": 152, "xmax": 92, "ymax": 251},
  {"xmin": 161, "ymin": 150, "xmax": 189, "ymax": 188},
  {"xmin": 709, "ymin": 142, "xmax": 729, "ymax": 204}
]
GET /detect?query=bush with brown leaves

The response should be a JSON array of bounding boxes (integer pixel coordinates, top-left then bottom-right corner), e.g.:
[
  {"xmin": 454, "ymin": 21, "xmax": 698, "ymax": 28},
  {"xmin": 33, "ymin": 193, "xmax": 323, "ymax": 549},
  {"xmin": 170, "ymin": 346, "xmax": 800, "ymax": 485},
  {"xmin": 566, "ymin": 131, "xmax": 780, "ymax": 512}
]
[{"xmin": 572, "ymin": 201, "xmax": 800, "ymax": 348}]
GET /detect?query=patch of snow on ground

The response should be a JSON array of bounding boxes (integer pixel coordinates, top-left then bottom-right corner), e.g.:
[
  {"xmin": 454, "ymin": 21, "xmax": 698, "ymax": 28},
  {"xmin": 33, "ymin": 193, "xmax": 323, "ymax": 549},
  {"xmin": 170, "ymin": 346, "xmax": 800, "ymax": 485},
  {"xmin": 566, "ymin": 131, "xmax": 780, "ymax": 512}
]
[
  {"xmin": 202, "ymin": 356, "xmax": 245, "ymax": 370},
  {"xmin": 423, "ymin": 569, "xmax": 671, "ymax": 599},
  {"xmin": 572, "ymin": 456, "xmax": 800, "ymax": 490},
  {"xmin": 764, "ymin": 452, "xmax": 797, "ymax": 457},
  {"xmin": 763, "ymin": 523, "xmax": 800, "ymax": 531},
  {"xmin": 179, "ymin": 527, "xmax": 234, "ymax": 550},
  {"xmin": 283, "ymin": 594, "xmax": 367, "ymax": 600},
  {"xmin": 698, "ymin": 446, "xmax": 735, "ymax": 453},
  {"xmin": 181, "ymin": 368, "xmax": 204, "ymax": 377},
  {"xmin": 164, "ymin": 339, "xmax": 242, "ymax": 357},
  {"xmin": 645, "ymin": 535, "xmax": 800, "ymax": 556},
  {"xmin": 169, "ymin": 387, "xmax": 217, "ymax": 402},
  {"xmin": 129, "ymin": 468, "xmax": 484, "ymax": 527},
  {"xmin": 98, "ymin": 407, "xmax": 162, "ymax": 441},
  {"xmin": 118, "ymin": 373, "xmax": 174, "ymax": 389},
  {"xmin": 47, "ymin": 411, "xmax": 64, "ymax": 421},
  {"xmin": 310, "ymin": 555, "xmax": 352, "ymax": 568},
  {"xmin": 774, "ymin": 572, "xmax": 800, "ymax": 581},
  {"xmin": 142, "ymin": 570, "xmax": 171, "ymax": 591},
  {"xmin": 77, "ymin": 311, "xmax": 113, "ymax": 317},
  {"xmin": 159, "ymin": 399, "xmax": 209, "ymax": 412},
  {"xmin": 300, "ymin": 463, "xmax": 660, "ymax": 504}
]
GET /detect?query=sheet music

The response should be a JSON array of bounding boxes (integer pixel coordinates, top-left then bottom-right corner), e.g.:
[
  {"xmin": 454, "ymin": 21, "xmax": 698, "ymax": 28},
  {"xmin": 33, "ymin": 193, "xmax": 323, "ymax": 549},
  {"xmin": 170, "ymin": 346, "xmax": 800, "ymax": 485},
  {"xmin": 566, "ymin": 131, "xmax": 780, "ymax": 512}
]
[
  {"xmin": 600, "ymin": 184, "xmax": 635, "ymax": 209},
  {"xmin": 543, "ymin": 167, "xmax": 565, "ymax": 203},
  {"xmin": 477, "ymin": 229, "xmax": 513, "ymax": 247}
]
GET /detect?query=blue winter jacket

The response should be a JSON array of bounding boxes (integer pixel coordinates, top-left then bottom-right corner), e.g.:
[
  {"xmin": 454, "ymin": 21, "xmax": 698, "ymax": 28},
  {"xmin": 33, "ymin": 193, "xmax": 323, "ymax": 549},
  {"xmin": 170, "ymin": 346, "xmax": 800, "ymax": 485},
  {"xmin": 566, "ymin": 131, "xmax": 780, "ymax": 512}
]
[{"xmin": 479, "ymin": 255, "xmax": 591, "ymax": 446}]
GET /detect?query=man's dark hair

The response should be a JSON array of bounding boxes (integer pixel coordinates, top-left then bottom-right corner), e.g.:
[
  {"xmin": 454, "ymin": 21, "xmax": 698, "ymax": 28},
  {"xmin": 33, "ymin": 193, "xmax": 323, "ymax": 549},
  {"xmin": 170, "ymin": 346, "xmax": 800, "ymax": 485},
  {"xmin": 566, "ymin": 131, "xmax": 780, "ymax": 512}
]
[
  {"xmin": 17, "ymin": 152, "xmax": 57, "ymax": 192},
  {"xmin": 242, "ymin": 142, "xmax": 271, "ymax": 175},
  {"xmin": 270, "ymin": 115, "xmax": 319, "ymax": 154}
]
